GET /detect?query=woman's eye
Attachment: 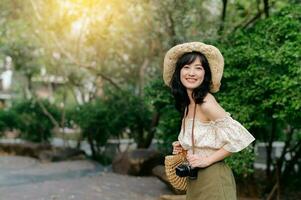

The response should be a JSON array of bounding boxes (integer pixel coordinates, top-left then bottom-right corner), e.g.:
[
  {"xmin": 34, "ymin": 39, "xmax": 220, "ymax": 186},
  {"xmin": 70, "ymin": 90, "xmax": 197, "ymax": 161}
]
[{"xmin": 183, "ymin": 66, "xmax": 190, "ymax": 69}]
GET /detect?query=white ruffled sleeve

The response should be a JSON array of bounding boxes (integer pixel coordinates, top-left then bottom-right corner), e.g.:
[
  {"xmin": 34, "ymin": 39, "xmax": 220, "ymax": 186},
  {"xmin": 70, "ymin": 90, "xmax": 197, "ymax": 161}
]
[{"xmin": 212, "ymin": 113, "xmax": 255, "ymax": 152}]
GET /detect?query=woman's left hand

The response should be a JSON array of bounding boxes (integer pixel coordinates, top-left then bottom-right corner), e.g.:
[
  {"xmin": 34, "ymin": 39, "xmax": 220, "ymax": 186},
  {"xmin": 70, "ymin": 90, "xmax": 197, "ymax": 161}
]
[{"xmin": 187, "ymin": 152, "xmax": 213, "ymax": 168}]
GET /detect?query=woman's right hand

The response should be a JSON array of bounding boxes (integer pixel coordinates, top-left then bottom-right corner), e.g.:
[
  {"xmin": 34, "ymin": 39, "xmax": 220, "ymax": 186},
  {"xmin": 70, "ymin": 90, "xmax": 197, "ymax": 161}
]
[{"xmin": 172, "ymin": 141, "xmax": 183, "ymax": 154}]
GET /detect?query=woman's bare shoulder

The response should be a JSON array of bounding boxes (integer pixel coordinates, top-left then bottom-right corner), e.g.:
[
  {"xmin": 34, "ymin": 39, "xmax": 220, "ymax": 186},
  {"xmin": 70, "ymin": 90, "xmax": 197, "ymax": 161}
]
[{"xmin": 199, "ymin": 93, "xmax": 227, "ymax": 121}]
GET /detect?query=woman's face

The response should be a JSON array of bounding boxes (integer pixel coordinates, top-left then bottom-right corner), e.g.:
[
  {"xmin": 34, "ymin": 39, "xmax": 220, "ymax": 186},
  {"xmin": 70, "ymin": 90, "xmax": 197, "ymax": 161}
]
[{"xmin": 180, "ymin": 57, "xmax": 205, "ymax": 91}]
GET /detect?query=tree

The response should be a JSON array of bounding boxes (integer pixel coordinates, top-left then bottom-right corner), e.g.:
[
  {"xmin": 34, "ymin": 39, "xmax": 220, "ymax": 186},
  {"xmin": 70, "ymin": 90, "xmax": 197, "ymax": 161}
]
[
  {"xmin": 217, "ymin": 4, "xmax": 301, "ymax": 194},
  {"xmin": 11, "ymin": 99, "xmax": 60, "ymax": 142}
]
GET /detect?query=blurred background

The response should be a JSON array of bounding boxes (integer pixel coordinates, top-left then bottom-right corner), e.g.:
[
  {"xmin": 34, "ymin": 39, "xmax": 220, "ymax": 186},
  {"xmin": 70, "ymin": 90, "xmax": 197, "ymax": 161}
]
[{"xmin": 0, "ymin": 0, "xmax": 300, "ymax": 199}]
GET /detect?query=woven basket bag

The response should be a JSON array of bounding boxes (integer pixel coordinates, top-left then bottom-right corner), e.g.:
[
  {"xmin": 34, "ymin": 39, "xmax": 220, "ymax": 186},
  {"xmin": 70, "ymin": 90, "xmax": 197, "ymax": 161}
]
[{"xmin": 165, "ymin": 153, "xmax": 187, "ymax": 191}]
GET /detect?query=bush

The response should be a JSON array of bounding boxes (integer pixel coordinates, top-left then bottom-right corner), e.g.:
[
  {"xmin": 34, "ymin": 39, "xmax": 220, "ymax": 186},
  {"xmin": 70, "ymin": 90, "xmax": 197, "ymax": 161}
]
[
  {"xmin": 70, "ymin": 93, "xmax": 130, "ymax": 159},
  {"xmin": 225, "ymin": 147, "xmax": 255, "ymax": 177},
  {"xmin": 11, "ymin": 99, "xmax": 60, "ymax": 143},
  {"xmin": 0, "ymin": 109, "xmax": 19, "ymax": 133},
  {"xmin": 145, "ymin": 78, "xmax": 180, "ymax": 153},
  {"xmin": 154, "ymin": 105, "xmax": 181, "ymax": 154},
  {"xmin": 71, "ymin": 100, "xmax": 111, "ymax": 146}
]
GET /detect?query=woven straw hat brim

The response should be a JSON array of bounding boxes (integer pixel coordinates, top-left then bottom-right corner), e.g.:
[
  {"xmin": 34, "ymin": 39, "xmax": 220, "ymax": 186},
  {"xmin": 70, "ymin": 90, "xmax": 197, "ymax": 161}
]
[{"xmin": 163, "ymin": 42, "xmax": 224, "ymax": 93}]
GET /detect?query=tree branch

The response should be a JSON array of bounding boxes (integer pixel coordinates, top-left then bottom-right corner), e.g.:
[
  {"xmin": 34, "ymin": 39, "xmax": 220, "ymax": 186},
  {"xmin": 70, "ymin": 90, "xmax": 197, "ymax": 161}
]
[
  {"xmin": 29, "ymin": 0, "xmax": 42, "ymax": 21},
  {"xmin": 36, "ymin": 99, "xmax": 60, "ymax": 128},
  {"xmin": 242, "ymin": 11, "xmax": 263, "ymax": 29},
  {"xmin": 49, "ymin": 32, "xmax": 122, "ymax": 90}
]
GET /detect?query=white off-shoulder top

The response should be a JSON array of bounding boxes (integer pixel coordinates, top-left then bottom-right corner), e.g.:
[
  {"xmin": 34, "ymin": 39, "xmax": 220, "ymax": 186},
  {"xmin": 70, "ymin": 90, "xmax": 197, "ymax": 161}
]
[{"xmin": 178, "ymin": 112, "xmax": 255, "ymax": 157}]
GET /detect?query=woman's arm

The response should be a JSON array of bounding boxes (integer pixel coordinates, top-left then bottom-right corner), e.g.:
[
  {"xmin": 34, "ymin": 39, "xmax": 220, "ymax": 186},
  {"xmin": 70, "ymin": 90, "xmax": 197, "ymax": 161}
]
[{"xmin": 187, "ymin": 148, "xmax": 232, "ymax": 168}]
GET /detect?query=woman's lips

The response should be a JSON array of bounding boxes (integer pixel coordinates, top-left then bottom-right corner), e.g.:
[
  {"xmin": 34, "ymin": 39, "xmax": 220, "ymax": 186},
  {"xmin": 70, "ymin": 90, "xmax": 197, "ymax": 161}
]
[{"xmin": 186, "ymin": 78, "xmax": 197, "ymax": 83}]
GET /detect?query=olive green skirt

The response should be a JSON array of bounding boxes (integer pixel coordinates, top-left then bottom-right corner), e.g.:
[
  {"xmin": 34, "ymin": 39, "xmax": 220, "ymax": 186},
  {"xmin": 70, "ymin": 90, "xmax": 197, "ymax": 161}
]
[{"xmin": 186, "ymin": 161, "xmax": 237, "ymax": 200}]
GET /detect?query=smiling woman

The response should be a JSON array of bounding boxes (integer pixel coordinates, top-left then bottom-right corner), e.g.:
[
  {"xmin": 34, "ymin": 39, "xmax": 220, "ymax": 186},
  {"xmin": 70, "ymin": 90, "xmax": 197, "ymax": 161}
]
[{"xmin": 163, "ymin": 42, "xmax": 255, "ymax": 200}]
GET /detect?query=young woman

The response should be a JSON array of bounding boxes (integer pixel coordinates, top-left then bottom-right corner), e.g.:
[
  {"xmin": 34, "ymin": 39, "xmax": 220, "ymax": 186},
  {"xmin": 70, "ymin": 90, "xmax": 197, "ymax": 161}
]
[{"xmin": 163, "ymin": 42, "xmax": 255, "ymax": 200}]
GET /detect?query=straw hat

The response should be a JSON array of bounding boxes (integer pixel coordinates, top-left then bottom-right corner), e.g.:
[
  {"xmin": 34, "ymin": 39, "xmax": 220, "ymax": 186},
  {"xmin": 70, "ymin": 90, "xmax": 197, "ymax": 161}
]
[{"xmin": 163, "ymin": 42, "xmax": 224, "ymax": 93}]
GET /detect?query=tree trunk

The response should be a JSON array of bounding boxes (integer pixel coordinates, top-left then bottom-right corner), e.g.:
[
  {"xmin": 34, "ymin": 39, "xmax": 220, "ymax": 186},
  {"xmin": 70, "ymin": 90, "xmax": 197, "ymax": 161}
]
[
  {"xmin": 276, "ymin": 126, "xmax": 294, "ymax": 176},
  {"xmin": 87, "ymin": 133, "xmax": 96, "ymax": 158},
  {"xmin": 166, "ymin": 11, "xmax": 177, "ymax": 46},
  {"xmin": 263, "ymin": 0, "xmax": 269, "ymax": 18},
  {"xmin": 219, "ymin": 0, "xmax": 228, "ymax": 34},
  {"xmin": 25, "ymin": 74, "xmax": 33, "ymax": 100},
  {"xmin": 266, "ymin": 118, "xmax": 276, "ymax": 178},
  {"xmin": 144, "ymin": 111, "xmax": 160, "ymax": 149},
  {"xmin": 283, "ymin": 141, "xmax": 301, "ymax": 177},
  {"xmin": 60, "ymin": 89, "xmax": 67, "ymax": 147},
  {"xmin": 136, "ymin": 124, "xmax": 145, "ymax": 148},
  {"xmin": 139, "ymin": 59, "xmax": 149, "ymax": 97}
]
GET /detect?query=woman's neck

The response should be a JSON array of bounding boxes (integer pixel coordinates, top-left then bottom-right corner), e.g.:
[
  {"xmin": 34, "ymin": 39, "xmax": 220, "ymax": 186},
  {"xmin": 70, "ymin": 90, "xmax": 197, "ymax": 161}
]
[{"xmin": 187, "ymin": 89, "xmax": 195, "ymax": 106}]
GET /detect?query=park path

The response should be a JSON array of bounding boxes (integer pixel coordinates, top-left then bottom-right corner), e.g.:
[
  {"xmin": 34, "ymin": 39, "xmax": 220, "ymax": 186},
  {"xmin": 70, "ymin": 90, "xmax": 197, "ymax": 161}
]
[{"xmin": 0, "ymin": 156, "xmax": 171, "ymax": 200}]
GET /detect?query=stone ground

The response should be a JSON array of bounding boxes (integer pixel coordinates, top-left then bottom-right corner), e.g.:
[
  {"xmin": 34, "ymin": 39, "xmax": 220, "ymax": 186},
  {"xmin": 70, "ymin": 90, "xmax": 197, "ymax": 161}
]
[
  {"xmin": 3, "ymin": 155, "xmax": 297, "ymax": 200},
  {"xmin": 0, "ymin": 156, "xmax": 171, "ymax": 200}
]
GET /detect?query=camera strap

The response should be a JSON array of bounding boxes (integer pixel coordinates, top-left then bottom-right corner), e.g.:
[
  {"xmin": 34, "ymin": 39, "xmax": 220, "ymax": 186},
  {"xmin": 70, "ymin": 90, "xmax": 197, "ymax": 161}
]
[{"xmin": 182, "ymin": 104, "xmax": 197, "ymax": 155}]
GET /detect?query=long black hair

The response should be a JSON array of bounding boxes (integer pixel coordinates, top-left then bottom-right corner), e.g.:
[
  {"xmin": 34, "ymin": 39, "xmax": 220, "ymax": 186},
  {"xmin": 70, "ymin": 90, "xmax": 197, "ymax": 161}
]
[{"xmin": 170, "ymin": 51, "xmax": 212, "ymax": 117}]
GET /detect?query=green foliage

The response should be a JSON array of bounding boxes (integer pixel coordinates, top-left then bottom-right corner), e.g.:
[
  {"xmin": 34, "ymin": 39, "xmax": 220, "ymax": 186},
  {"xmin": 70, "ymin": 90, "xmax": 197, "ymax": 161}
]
[
  {"xmin": 11, "ymin": 100, "xmax": 60, "ymax": 142},
  {"xmin": 70, "ymin": 100, "xmax": 110, "ymax": 146},
  {"xmin": 145, "ymin": 78, "xmax": 181, "ymax": 153},
  {"xmin": 225, "ymin": 147, "xmax": 255, "ymax": 177},
  {"xmin": 0, "ymin": 109, "xmax": 19, "ymax": 132},
  {"xmin": 155, "ymin": 106, "xmax": 181, "ymax": 154},
  {"xmin": 144, "ymin": 78, "xmax": 174, "ymax": 111},
  {"xmin": 216, "ymin": 4, "xmax": 301, "ymax": 180},
  {"xmin": 69, "ymin": 91, "xmax": 130, "ymax": 157},
  {"xmin": 125, "ymin": 93, "xmax": 153, "ymax": 148},
  {"xmin": 218, "ymin": 4, "xmax": 301, "ymax": 138}
]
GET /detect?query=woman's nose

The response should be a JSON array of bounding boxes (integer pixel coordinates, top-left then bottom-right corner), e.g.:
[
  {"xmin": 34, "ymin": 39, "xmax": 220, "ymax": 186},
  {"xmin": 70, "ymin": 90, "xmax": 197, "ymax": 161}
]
[{"xmin": 188, "ymin": 68, "xmax": 195, "ymax": 76}]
